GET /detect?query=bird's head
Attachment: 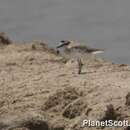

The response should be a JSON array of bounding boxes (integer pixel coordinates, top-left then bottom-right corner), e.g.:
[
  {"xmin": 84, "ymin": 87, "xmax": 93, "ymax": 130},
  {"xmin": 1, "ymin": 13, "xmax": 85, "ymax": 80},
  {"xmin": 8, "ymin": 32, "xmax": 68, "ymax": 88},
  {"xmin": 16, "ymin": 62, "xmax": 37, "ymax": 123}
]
[{"xmin": 56, "ymin": 40, "xmax": 71, "ymax": 48}]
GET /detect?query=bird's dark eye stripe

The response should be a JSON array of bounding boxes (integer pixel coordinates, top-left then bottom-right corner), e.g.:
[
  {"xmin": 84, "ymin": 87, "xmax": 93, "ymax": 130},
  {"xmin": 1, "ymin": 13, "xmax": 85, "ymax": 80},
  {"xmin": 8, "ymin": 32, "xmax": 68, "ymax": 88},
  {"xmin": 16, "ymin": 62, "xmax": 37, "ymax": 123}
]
[
  {"xmin": 60, "ymin": 40, "xmax": 65, "ymax": 43},
  {"xmin": 60, "ymin": 40, "xmax": 70, "ymax": 44}
]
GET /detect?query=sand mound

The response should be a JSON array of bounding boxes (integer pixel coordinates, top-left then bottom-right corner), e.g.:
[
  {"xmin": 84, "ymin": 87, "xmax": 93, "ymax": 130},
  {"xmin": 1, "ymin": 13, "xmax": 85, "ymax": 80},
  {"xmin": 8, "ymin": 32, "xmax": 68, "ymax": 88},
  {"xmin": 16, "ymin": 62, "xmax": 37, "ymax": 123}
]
[{"xmin": 0, "ymin": 34, "xmax": 130, "ymax": 130}]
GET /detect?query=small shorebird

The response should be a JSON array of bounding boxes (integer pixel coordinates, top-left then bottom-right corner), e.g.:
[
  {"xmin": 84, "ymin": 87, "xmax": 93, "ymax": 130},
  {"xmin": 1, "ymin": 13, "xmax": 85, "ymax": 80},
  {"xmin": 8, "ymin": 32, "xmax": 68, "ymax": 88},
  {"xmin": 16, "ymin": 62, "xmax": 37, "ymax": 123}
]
[{"xmin": 56, "ymin": 40, "xmax": 104, "ymax": 74}]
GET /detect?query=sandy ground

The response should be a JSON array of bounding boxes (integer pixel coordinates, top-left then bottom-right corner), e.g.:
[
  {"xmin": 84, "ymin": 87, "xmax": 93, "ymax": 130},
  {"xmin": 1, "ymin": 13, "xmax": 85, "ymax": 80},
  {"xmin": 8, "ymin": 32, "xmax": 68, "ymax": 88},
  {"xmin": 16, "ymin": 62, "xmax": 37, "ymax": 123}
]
[{"xmin": 0, "ymin": 34, "xmax": 130, "ymax": 130}]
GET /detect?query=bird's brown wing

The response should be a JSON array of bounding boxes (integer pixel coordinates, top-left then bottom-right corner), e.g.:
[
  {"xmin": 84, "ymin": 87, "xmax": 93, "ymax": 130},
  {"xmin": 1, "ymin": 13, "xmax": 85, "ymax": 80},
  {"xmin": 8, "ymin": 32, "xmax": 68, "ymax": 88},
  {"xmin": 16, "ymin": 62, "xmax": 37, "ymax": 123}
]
[{"xmin": 69, "ymin": 45, "xmax": 104, "ymax": 53}]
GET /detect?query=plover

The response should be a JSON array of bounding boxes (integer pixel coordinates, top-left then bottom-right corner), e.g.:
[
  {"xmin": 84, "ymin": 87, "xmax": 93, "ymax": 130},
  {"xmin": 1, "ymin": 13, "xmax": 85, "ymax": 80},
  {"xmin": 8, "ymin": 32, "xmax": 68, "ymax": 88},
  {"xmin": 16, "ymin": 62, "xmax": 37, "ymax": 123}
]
[{"xmin": 56, "ymin": 40, "xmax": 104, "ymax": 74}]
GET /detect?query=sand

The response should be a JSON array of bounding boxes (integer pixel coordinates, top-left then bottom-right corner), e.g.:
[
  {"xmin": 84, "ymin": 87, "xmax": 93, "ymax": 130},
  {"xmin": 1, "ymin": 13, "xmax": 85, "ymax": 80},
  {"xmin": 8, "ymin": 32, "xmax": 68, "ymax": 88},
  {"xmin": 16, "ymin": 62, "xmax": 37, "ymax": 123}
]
[{"xmin": 0, "ymin": 34, "xmax": 130, "ymax": 130}]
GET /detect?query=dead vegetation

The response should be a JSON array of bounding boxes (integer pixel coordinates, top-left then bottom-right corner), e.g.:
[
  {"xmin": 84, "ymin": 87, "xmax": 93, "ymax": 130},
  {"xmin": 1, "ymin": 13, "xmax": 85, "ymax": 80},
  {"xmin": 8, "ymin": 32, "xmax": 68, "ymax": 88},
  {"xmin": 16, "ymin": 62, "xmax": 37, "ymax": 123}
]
[
  {"xmin": 42, "ymin": 87, "xmax": 83, "ymax": 112},
  {"xmin": 31, "ymin": 40, "xmax": 59, "ymax": 55},
  {"xmin": 125, "ymin": 92, "xmax": 130, "ymax": 106},
  {"xmin": 0, "ymin": 32, "xmax": 12, "ymax": 45},
  {"xmin": 99, "ymin": 104, "xmax": 121, "ymax": 121},
  {"xmin": 62, "ymin": 98, "xmax": 87, "ymax": 119}
]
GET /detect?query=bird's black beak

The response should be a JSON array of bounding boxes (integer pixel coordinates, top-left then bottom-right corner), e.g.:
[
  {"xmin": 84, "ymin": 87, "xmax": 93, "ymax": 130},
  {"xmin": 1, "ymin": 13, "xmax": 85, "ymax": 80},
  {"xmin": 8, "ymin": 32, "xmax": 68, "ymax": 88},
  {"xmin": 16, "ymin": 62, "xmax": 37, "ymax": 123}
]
[{"xmin": 56, "ymin": 45, "xmax": 61, "ymax": 48}]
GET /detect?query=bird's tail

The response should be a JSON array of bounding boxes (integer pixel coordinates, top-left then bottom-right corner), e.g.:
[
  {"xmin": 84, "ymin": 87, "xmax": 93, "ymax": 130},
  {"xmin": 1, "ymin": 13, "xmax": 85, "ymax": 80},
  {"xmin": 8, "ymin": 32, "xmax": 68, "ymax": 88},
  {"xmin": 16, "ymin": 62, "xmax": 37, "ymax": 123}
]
[{"xmin": 91, "ymin": 49, "xmax": 104, "ymax": 54}]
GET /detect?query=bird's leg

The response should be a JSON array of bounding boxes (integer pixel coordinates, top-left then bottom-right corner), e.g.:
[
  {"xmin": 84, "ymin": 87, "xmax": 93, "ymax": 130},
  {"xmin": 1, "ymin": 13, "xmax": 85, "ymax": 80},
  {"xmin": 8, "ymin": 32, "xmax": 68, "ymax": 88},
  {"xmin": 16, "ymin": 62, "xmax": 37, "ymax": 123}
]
[{"xmin": 77, "ymin": 58, "xmax": 83, "ymax": 74}]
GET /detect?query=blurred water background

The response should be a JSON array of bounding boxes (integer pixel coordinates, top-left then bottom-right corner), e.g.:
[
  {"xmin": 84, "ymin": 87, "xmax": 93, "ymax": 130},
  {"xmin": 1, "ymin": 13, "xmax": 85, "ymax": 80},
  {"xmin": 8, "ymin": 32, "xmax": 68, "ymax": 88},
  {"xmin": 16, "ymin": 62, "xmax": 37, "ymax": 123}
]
[{"xmin": 0, "ymin": 0, "xmax": 130, "ymax": 64}]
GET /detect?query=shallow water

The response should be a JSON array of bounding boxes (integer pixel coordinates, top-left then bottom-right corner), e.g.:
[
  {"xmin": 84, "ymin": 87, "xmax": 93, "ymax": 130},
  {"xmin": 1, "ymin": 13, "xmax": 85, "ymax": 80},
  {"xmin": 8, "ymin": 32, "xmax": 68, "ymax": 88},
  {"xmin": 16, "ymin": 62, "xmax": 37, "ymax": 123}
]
[{"xmin": 0, "ymin": 0, "xmax": 130, "ymax": 64}]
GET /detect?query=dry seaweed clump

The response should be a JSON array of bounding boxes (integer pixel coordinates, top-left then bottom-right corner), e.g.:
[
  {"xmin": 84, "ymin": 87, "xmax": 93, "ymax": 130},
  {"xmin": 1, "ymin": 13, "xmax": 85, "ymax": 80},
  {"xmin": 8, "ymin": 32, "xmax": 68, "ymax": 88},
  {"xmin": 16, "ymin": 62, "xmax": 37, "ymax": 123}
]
[
  {"xmin": 0, "ymin": 114, "xmax": 50, "ymax": 130},
  {"xmin": 99, "ymin": 104, "xmax": 121, "ymax": 121},
  {"xmin": 31, "ymin": 40, "xmax": 59, "ymax": 55},
  {"xmin": 86, "ymin": 104, "xmax": 121, "ymax": 123},
  {"xmin": 0, "ymin": 32, "xmax": 12, "ymax": 45},
  {"xmin": 125, "ymin": 92, "xmax": 130, "ymax": 106},
  {"xmin": 21, "ymin": 119, "xmax": 49, "ymax": 130},
  {"xmin": 62, "ymin": 98, "xmax": 87, "ymax": 119},
  {"xmin": 42, "ymin": 87, "xmax": 83, "ymax": 112},
  {"xmin": 10, "ymin": 127, "xmax": 29, "ymax": 130}
]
